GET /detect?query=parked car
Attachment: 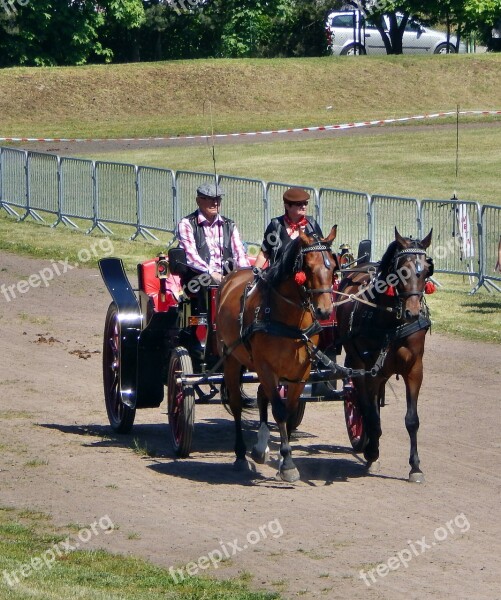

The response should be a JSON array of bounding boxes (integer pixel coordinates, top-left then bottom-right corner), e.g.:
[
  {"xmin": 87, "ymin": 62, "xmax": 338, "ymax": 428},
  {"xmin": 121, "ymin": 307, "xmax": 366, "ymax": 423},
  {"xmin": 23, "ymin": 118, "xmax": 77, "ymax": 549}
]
[
  {"xmin": 326, "ymin": 10, "xmax": 467, "ymax": 55},
  {"xmin": 487, "ymin": 18, "xmax": 501, "ymax": 51}
]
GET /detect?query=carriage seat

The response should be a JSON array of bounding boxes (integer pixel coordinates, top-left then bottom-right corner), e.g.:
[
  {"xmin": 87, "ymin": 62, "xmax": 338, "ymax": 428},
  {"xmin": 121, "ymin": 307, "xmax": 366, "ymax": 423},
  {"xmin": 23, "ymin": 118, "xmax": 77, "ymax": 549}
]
[{"xmin": 138, "ymin": 259, "xmax": 181, "ymax": 312}]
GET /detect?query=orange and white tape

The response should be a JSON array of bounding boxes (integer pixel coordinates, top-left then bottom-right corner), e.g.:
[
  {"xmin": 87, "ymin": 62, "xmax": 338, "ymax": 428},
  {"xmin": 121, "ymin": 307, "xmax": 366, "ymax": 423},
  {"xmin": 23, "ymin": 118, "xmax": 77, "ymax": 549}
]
[{"xmin": 1, "ymin": 110, "xmax": 500, "ymax": 143}]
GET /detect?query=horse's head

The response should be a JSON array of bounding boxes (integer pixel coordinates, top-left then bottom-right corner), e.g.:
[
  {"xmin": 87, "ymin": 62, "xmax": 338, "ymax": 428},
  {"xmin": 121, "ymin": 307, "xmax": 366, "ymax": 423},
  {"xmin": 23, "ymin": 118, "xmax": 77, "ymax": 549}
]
[
  {"xmin": 297, "ymin": 225, "xmax": 338, "ymax": 320},
  {"xmin": 379, "ymin": 227, "xmax": 433, "ymax": 322}
]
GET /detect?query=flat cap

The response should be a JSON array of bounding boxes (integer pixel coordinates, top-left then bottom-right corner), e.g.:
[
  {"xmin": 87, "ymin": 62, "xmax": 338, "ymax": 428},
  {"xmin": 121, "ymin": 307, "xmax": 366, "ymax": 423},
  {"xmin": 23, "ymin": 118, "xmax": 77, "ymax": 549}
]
[
  {"xmin": 283, "ymin": 188, "xmax": 310, "ymax": 203},
  {"xmin": 197, "ymin": 182, "xmax": 225, "ymax": 198}
]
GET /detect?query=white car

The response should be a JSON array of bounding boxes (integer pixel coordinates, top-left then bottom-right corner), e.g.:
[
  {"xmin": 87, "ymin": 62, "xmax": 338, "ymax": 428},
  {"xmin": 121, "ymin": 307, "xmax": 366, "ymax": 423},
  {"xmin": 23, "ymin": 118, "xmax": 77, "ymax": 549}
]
[{"xmin": 326, "ymin": 10, "xmax": 467, "ymax": 55}]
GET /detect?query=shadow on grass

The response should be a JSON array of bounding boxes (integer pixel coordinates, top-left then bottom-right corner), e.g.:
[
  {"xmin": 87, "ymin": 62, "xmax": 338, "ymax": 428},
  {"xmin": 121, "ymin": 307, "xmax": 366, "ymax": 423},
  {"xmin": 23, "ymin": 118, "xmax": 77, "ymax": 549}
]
[{"xmin": 463, "ymin": 300, "xmax": 501, "ymax": 313}]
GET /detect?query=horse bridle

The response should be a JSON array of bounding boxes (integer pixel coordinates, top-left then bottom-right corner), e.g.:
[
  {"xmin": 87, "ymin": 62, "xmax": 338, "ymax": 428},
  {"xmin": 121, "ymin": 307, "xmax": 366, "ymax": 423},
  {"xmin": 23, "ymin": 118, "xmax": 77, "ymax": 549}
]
[
  {"xmin": 391, "ymin": 247, "xmax": 432, "ymax": 299},
  {"xmin": 296, "ymin": 241, "xmax": 335, "ymax": 295}
]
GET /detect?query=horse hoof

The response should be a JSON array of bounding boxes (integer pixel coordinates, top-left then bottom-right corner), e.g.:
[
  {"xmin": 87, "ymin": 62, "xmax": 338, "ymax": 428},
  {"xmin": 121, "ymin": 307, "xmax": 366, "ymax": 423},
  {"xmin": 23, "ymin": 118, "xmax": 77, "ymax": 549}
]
[
  {"xmin": 279, "ymin": 467, "xmax": 300, "ymax": 483},
  {"xmin": 409, "ymin": 471, "xmax": 425, "ymax": 483},
  {"xmin": 251, "ymin": 447, "xmax": 269, "ymax": 464},
  {"xmin": 366, "ymin": 460, "xmax": 381, "ymax": 474},
  {"xmin": 233, "ymin": 458, "xmax": 251, "ymax": 472}
]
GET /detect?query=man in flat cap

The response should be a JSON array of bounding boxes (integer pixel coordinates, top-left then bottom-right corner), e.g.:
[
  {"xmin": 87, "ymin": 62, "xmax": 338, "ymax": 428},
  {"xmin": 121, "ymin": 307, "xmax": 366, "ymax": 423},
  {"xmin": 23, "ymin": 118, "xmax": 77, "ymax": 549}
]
[
  {"xmin": 177, "ymin": 181, "xmax": 250, "ymax": 288},
  {"xmin": 254, "ymin": 187, "xmax": 323, "ymax": 268}
]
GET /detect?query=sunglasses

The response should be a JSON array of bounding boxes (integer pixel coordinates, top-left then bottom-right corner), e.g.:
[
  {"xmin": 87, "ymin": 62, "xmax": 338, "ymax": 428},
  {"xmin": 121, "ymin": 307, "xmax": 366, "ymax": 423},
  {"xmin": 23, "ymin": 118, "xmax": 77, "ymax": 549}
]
[
  {"xmin": 198, "ymin": 195, "xmax": 222, "ymax": 202},
  {"xmin": 286, "ymin": 201, "xmax": 308, "ymax": 207}
]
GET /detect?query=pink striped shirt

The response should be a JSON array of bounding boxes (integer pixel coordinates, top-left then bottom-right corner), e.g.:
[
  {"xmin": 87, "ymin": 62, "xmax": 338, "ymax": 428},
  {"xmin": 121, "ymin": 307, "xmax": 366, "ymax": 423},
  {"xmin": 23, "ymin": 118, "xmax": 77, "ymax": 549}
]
[{"xmin": 177, "ymin": 211, "xmax": 250, "ymax": 274}]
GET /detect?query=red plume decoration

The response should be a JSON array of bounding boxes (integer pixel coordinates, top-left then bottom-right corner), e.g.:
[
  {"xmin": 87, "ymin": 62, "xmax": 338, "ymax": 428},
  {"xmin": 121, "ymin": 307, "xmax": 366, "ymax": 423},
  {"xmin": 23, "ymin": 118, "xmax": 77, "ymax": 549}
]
[
  {"xmin": 294, "ymin": 271, "xmax": 307, "ymax": 285},
  {"xmin": 424, "ymin": 281, "xmax": 436, "ymax": 294},
  {"xmin": 385, "ymin": 285, "xmax": 396, "ymax": 297}
]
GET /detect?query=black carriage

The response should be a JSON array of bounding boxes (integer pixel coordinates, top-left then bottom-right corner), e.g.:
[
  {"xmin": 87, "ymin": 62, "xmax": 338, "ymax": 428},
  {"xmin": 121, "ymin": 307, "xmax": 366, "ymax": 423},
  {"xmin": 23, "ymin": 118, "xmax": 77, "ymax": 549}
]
[{"xmin": 99, "ymin": 244, "xmax": 370, "ymax": 458}]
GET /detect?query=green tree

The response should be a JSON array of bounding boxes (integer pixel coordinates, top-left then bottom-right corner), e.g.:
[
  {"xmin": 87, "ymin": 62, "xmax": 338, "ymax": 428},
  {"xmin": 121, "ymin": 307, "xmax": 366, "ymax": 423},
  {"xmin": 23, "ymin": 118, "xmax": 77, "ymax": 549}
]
[
  {"xmin": 0, "ymin": 0, "xmax": 145, "ymax": 67},
  {"xmin": 345, "ymin": 1, "xmax": 428, "ymax": 54},
  {"xmin": 267, "ymin": 0, "xmax": 343, "ymax": 57}
]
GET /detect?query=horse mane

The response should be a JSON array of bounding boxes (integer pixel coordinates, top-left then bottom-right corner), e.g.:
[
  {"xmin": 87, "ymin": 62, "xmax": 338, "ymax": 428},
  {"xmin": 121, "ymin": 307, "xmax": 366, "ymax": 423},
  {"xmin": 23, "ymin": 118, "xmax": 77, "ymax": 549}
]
[
  {"xmin": 261, "ymin": 237, "xmax": 301, "ymax": 288},
  {"xmin": 378, "ymin": 236, "xmax": 426, "ymax": 279},
  {"xmin": 378, "ymin": 240, "xmax": 399, "ymax": 279}
]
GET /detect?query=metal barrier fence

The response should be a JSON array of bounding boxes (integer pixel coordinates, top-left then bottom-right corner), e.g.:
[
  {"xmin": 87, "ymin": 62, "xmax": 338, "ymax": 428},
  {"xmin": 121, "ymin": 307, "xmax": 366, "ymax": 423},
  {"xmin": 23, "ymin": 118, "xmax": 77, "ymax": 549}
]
[
  {"xmin": 0, "ymin": 147, "xmax": 27, "ymax": 216},
  {"xmin": 0, "ymin": 145, "xmax": 499, "ymax": 293},
  {"xmin": 318, "ymin": 188, "xmax": 370, "ymax": 249},
  {"xmin": 370, "ymin": 194, "xmax": 420, "ymax": 259},
  {"xmin": 27, "ymin": 151, "xmax": 59, "ymax": 221},
  {"xmin": 421, "ymin": 199, "xmax": 481, "ymax": 279},
  {"xmin": 476, "ymin": 204, "xmax": 501, "ymax": 293},
  {"xmin": 59, "ymin": 157, "xmax": 95, "ymax": 226},
  {"xmin": 137, "ymin": 166, "xmax": 176, "ymax": 239},
  {"xmin": 218, "ymin": 175, "xmax": 267, "ymax": 252}
]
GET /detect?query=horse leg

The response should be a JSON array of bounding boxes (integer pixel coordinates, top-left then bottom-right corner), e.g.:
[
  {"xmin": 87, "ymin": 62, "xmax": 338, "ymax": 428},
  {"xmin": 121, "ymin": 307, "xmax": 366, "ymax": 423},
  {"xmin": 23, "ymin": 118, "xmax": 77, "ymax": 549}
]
[
  {"xmin": 269, "ymin": 384, "xmax": 300, "ymax": 483},
  {"xmin": 362, "ymin": 380, "xmax": 382, "ymax": 473},
  {"xmin": 223, "ymin": 355, "xmax": 248, "ymax": 470},
  {"xmin": 251, "ymin": 384, "xmax": 270, "ymax": 464},
  {"xmin": 404, "ymin": 365, "xmax": 424, "ymax": 483},
  {"xmin": 285, "ymin": 383, "xmax": 303, "ymax": 441}
]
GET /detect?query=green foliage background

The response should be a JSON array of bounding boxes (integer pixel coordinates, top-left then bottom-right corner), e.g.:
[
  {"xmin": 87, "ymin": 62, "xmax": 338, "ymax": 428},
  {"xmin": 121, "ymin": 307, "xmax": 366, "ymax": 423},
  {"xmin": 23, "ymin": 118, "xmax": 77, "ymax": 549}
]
[{"xmin": 1, "ymin": 0, "xmax": 500, "ymax": 66}]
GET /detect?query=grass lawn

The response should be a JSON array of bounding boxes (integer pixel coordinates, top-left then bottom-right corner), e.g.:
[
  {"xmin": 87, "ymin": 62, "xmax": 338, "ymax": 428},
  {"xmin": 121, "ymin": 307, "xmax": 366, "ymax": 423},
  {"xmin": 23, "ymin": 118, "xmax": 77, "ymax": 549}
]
[
  {"xmin": 0, "ymin": 507, "xmax": 278, "ymax": 600},
  {"xmin": 75, "ymin": 123, "xmax": 501, "ymax": 206}
]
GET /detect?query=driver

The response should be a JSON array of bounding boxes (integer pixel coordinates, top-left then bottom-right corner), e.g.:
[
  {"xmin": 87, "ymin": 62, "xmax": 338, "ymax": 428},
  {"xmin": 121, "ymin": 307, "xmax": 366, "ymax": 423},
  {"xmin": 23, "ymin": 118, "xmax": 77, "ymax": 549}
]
[
  {"xmin": 177, "ymin": 181, "xmax": 250, "ymax": 307},
  {"xmin": 254, "ymin": 187, "xmax": 323, "ymax": 269}
]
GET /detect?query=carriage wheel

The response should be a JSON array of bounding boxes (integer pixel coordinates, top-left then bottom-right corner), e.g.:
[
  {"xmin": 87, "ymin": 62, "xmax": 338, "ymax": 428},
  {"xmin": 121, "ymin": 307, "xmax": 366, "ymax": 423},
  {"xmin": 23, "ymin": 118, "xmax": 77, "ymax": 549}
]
[
  {"xmin": 289, "ymin": 401, "xmax": 306, "ymax": 431},
  {"xmin": 280, "ymin": 386, "xmax": 306, "ymax": 431},
  {"xmin": 167, "ymin": 347, "xmax": 195, "ymax": 458},
  {"xmin": 102, "ymin": 302, "xmax": 136, "ymax": 433},
  {"xmin": 344, "ymin": 384, "xmax": 367, "ymax": 453}
]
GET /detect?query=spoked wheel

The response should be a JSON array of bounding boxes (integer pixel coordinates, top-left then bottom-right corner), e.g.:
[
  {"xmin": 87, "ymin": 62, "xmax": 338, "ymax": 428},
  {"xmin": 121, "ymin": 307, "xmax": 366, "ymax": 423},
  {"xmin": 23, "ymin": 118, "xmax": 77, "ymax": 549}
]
[
  {"xmin": 102, "ymin": 302, "xmax": 136, "ymax": 433},
  {"xmin": 167, "ymin": 347, "xmax": 195, "ymax": 458},
  {"xmin": 343, "ymin": 384, "xmax": 367, "ymax": 453},
  {"xmin": 289, "ymin": 402, "xmax": 306, "ymax": 431}
]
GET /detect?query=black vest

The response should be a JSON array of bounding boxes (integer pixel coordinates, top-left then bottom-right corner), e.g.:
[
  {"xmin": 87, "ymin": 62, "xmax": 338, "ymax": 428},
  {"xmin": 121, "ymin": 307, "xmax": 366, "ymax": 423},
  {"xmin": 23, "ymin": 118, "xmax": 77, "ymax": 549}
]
[
  {"xmin": 261, "ymin": 215, "xmax": 323, "ymax": 264},
  {"xmin": 187, "ymin": 211, "xmax": 236, "ymax": 274}
]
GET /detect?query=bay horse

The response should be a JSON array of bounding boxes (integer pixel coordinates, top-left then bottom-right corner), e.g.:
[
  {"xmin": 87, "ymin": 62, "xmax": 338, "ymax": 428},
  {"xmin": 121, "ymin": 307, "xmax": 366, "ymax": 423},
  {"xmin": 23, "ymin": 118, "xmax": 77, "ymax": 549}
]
[
  {"xmin": 336, "ymin": 228, "xmax": 434, "ymax": 482},
  {"xmin": 216, "ymin": 226, "xmax": 338, "ymax": 482}
]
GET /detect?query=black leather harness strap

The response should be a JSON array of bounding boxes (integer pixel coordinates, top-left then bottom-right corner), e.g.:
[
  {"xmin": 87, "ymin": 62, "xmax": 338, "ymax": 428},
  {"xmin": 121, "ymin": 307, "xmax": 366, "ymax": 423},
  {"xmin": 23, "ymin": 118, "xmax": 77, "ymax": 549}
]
[{"xmin": 241, "ymin": 319, "xmax": 323, "ymax": 344}]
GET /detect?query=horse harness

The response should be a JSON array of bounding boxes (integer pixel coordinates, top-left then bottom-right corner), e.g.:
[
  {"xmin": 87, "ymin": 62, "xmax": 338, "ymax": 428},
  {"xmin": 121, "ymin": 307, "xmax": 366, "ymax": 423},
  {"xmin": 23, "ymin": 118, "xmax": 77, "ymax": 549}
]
[
  {"xmin": 206, "ymin": 244, "xmax": 434, "ymax": 385},
  {"xmin": 239, "ymin": 240, "xmax": 334, "ymax": 347},
  {"xmin": 342, "ymin": 247, "xmax": 433, "ymax": 372}
]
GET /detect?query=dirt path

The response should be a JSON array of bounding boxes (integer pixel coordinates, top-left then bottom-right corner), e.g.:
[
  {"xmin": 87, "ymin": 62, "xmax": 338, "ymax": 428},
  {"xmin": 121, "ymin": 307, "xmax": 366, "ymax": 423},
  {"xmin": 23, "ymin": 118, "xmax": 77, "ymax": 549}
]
[{"xmin": 1, "ymin": 250, "xmax": 500, "ymax": 599}]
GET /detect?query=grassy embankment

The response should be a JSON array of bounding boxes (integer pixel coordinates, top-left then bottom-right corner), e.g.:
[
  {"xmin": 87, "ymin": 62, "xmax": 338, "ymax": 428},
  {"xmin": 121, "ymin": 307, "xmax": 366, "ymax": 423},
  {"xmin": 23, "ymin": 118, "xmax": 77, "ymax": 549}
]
[{"xmin": 1, "ymin": 54, "xmax": 501, "ymax": 201}]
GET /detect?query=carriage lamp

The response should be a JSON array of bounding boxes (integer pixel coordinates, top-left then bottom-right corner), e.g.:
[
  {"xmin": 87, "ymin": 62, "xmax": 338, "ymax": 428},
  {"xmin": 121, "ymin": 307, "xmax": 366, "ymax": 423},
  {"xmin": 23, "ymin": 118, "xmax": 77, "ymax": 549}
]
[
  {"xmin": 339, "ymin": 243, "xmax": 354, "ymax": 268},
  {"xmin": 156, "ymin": 253, "xmax": 170, "ymax": 302},
  {"xmin": 156, "ymin": 253, "xmax": 169, "ymax": 279}
]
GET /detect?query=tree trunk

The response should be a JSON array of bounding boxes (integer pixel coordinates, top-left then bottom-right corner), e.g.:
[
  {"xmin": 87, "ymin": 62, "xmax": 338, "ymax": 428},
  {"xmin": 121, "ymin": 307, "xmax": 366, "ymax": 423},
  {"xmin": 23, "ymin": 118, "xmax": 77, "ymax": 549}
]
[
  {"xmin": 446, "ymin": 12, "xmax": 451, "ymax": 53},
  {"xmin": 155, "ymin": 31, "xmax": 162, "ymax": 60},
  {"xmin": 387, "ymin": 13, "xmax": 405, "ymax": 55}
]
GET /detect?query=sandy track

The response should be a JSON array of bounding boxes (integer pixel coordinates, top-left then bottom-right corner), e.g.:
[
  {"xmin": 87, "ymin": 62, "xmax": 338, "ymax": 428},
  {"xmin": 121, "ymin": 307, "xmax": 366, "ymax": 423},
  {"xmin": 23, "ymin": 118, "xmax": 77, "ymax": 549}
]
[{"xmin": 1, "ymin": 250, "xmax": 500, "ymax": 599}]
